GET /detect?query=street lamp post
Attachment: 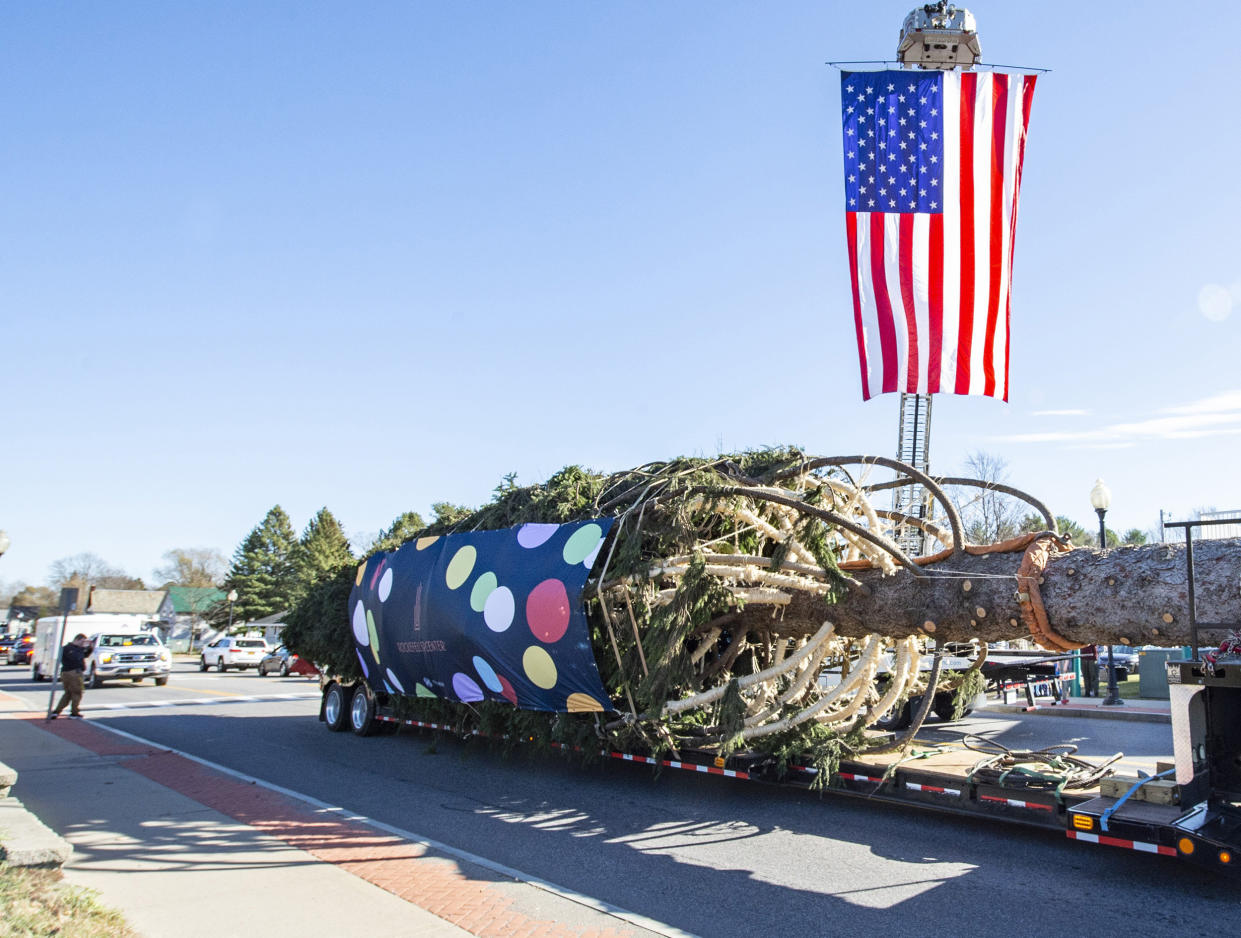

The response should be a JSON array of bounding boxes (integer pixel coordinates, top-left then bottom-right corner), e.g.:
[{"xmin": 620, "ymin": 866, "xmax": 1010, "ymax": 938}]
[
  {"xmin": 1091, "ymin": 479, "xmax": 1123, "ymax": 707},
  {"xmin": 226, "ymin": 589, "xmax": 238, "ymax": 633}
]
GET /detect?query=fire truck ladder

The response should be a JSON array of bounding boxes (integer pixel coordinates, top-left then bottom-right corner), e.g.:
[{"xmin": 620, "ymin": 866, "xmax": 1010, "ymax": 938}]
[{"xmin": 892, "ymin": 392, "xmax": 933, "ymax": 557}]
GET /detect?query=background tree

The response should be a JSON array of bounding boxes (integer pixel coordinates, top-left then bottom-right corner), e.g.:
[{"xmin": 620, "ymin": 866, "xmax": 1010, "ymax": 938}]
[
  {"xmin": 293, "ymin": 508, "xmax": 353, "ymax": 602},
  {"xmin": 154, "ymin": 548, "xmax": 227, "ymax": 588},
  {"xmin": 218, "ymin": 506, "xmax": 299, "ymax": 626},
  {"xmin": 369, "ymin": 510, "xmax": 426, "ymax": 554},
  {"xmin": 951, "ymin": 451, "xmax": 1023, "ymax": 543},
  {"xmin": 49, "ymin": 553, "xmax": 144, "ymax": 592},
  {"xmin": 8, "ymin": 584, "xmax": 60, "ymax": 619},
  {"xmin": 1122, "ymin": 528, "xmax": 1148, "ymax": 546}
]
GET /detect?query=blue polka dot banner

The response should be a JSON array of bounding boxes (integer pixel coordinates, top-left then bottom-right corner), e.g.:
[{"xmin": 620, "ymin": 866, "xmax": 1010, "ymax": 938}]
[{"xmin": 349, "ymin": 518, "xmax": 615, "ymax": 713}]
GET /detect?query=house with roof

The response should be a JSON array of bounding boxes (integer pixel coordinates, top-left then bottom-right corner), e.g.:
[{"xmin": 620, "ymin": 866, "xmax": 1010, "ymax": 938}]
[
  {"xmin": 86, "ymin": 588, "xmax": 174, "ymax": 621},
  {"xmin": 165, "ymin": 586, "xmax": 226, "ymax": 651}
]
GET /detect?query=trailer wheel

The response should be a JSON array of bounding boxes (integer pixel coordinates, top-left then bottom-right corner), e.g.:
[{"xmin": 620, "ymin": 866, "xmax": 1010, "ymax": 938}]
[
  {"xmin": 31, "ymin": 664, "xmax": 43, "ymax": 682},
  {"xmin": 874, "ymin": 698, "xmax": 913, "ymax": 732},
  {"xmin": 349, "ymin": 684, "xmax": 378, "ymax": 737},
  {"xmin": 323, "ymin": 682, "xmax": 352, "ymax": 732}
]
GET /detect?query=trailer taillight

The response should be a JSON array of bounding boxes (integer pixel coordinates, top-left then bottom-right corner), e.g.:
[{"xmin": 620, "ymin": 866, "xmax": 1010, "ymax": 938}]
[
  {"xmin": 1177, "ymin": 837, "xmax": 1195, "ymax": 855},
  {"xmin": 1071, "ymin": 814, "xmax": 1093, "ymax": 831},
  {"xmin": 1220, "ymin": 850, "xmax": 1232, "ymax": 865}
]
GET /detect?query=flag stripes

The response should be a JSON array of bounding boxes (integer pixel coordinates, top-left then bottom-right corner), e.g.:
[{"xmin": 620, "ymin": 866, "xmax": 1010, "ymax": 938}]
[{"xmin": 842, "ymin": 70, "xmax": 1036, "ymax": 401}]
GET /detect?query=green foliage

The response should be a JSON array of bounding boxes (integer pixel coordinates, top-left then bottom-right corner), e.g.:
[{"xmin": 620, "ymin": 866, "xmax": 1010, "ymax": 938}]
[
  {"xmin": 219, "ymin": 505, "xmax": 299, "ymax": 626},
  {"xmin": 371, "ymin": 511, "xmax": 426, "ymax": 554},
  {"xmin": 1122, "ymin": 528, "xmax": 1148, "ymax": 546},
  {"xmin": 281, "ymin": 562, "xmax": 361, "ymax": 680},
  {"xmin": 950, "ymin": 667, "xmax": 987, "ymax": 721},
  {"xmin": 293, "ymin": 508, "xmax": 353, "ymax": 604}
]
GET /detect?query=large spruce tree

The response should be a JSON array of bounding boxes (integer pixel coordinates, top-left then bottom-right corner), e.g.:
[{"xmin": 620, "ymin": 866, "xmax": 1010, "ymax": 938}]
[
  {"xmin": 220, "ymin": 505, "xmax": 299, "ymax": 626},
  {"xmin": 294, "ymin": 507, "xmax": 353, "ymax": 602}
]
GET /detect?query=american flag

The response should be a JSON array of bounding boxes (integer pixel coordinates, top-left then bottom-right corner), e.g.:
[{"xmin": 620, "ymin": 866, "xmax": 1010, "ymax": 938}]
[{"xmin": 840, "ymin": 69, "xmax": 1036, "ymax": 401}]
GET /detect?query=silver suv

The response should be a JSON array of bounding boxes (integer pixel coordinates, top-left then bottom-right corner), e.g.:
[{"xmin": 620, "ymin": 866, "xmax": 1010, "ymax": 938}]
[{"xmin": 199, "ymin": 636, "xmax": 268, "ymax": 672}]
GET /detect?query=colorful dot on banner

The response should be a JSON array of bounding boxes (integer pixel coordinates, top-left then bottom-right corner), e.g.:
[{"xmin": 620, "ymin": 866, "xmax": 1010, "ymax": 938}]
[
  {"xmin": 445, "ymin": 545, "xmax": 477, "ymax": 590},
  {"xmin": 498, "ymin": 674, "xmax": 517, "ymax": 705},
  {"xmin": 483, "ymin": 586, "xmax": 515, "ymax": 632},
  {"xmin": 354, "ymin": 563, "xmax": 367, "ymax": 587},
  {"xmin": 562, "ymin": 523, "xmax": 604, "ymax": 566},
  {"xmin": 452, "ymin": 672, "xmax": 485, "ymax": 702},
  {"xmin": 356, "ymin": 649, "xmax": 370, "ymax": 679},
  {"xmin": 378, "ymin": 567, "xmax": 394, "ymax": 602},
  {"xmin": 470, "ymin": 571, "xmax": 498, "ymax": 613},
  {"xmin": 385, "ymin": 668, "xmax": 405, "ymax": 693},
  {"xmin": 366, "ymin": 609, "xmax": 380, "ymax": 663},
  {"xmin": 517, "ymin": 523, "xmax": 559, "ymax": 548},
  {"xmin": 352, "ymin": 602, "xmax": 370, "ymax": 646},
  {"xmin": 526, "ymin": 579, "xmax": 570, "ymax": 643},
  {"xmin": 369, "ymin": 559, "xmax": 386, "ymax": 591},
  {"xmin": 566, "ymin": 693, "xmax": 605, "ymax": 713},
  {"xmin": 415, "ymin": 683, "xmax": 436, "ymax": 698},
  {"xmin": 522, "ymin": 645, "xmax": 558, "ymax": 689},
  {"xmin": 473, "ymin": 656, "xmax": 503, "ymax": 694},
  {"xmin": 581, "ymin": 539, "xmax": 603, "ymax": 570},
  {"xmin": 415, "ymin": 536, "xmax": 439, "ymax": 550}
]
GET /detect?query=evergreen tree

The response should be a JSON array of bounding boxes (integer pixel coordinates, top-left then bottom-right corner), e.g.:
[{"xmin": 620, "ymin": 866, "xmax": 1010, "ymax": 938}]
[
  {"xmin": 294, "ymin": 507, "xmax": 354, "ymax": 601},
  {"xmin": 370, "ymin": 510, "xmax": 426, "ymax": 554},
  {"xmin": 219, "ymin": 505, "xmax": 299, "ymax": 626}
]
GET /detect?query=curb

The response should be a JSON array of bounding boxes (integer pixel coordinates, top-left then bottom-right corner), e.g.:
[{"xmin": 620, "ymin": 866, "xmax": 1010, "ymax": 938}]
[
  {"xmin": 981, "ymin": 703, "xmax": 1170, "ymax": 724},
  {"xmin": 0, "ymin": 759, "xmax": 73, "ymax": 868}
]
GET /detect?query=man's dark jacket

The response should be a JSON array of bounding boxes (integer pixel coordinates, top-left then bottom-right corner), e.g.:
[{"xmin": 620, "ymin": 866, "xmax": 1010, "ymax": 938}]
[{"xmin": 60, "ymin": 643, "xmax": 87, "ymax": 673}]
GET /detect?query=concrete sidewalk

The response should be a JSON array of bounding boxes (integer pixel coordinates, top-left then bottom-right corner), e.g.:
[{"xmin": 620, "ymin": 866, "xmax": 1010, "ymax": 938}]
[
  {"xmin": 981, "ymin": 693, "xmax": 1171, "ymax": 723},
  {"xmin": 0, "ymin": 706, "xmax": 663, "ymax": 938}
]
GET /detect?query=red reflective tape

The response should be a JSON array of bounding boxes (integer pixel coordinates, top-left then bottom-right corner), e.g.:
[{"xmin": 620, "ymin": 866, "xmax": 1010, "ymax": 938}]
[
  {"xmin": 905, "ymin": 782, "xmax": 961, "ymax": 796},
  {"xmin": 980, "ymin": 794, "xmax": 1054, "ymax": 812},
  {"xmin": 1067, "ymin": 830, "xmax": 1177, "ymax": 857}
]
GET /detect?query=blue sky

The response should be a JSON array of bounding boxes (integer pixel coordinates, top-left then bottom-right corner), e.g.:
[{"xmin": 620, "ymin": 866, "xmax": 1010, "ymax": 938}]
[{"xmin": 4, "ymin": 1, "xmax": 1239, "ymax": 588}]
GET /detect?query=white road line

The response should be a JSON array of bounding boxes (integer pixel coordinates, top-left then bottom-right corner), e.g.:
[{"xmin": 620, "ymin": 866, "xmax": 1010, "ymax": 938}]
[
  {"xmin": 87, "ymin": 720, "xmax": 698, "ymax": 938},
  {"xmin": 83, "ymin": 693, "xmax": 321, "ymax": 712}
]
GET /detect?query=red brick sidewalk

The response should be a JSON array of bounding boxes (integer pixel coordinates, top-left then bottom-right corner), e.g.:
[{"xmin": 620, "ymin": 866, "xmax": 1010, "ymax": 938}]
[{"xmin": 25, "ymin": 714, "xmax": 635, "ymax": 938}]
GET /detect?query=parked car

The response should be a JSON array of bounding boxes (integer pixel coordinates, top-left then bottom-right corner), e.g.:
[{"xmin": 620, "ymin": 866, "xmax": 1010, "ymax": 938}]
[
  {"xmin": 1096, "ymin": 645, "xmax": 1139, "ymax": 681},
  {"xmin": 257, "ymin": 645, "xmax": 318, "ymax": 677},
  {"xmin": 199, "ymin": 636, "xmax": 268, "ymax": 672},
  {"xmin": 7, "ymin": 634, "xmax": 35, "ymax": 665},
  {"xmin": 0, "ymin": 633, "xmax": 25, "ymax": 663}
]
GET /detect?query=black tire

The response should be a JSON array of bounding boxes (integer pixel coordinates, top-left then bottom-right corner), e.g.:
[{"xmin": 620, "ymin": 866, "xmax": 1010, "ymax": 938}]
[
  {"xmin": 131, "ymin": 677, "xmax": 142, "ymax": 683},
  {"xmin": 89, "ymin": 666, "xmax": 104, "ymax": 689},
  {"xmin": 323, "ymin": 682, "xmax": 352, "ymax": 732},
  {"xmin": 932, "ymin": 691, "xmax": 958, "ymax": 722},
  {"xmin": 199, "ymin": 656, "xmax": 208, "ymax": 672},
  {"xmin": 217, "ymin": 657, "xmax": 227, "ymax": 673},
  {"xmin": 874, "ymin": 698, "xmax": 914, "ymax": 732},
  {"xmin": 280, "ymin": 662, "xmax": 290, "ymax": 677},
  {"xmin": 31, "ymin": 664, "xmax": 43, "ymax": 682},
  {"xmin": 154, "ymin": 676, "xmax": 168, "ymax": 686},
  {"xmin": 257, "ymin": 662, "xmax": 268, "ymax": 676},
  {"xmin": 349, "ymin": 684, "xmax": 378, "ymax": 737}
]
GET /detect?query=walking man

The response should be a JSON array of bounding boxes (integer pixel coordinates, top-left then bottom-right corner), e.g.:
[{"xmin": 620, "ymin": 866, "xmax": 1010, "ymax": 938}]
[{"xmin": 49, "ymin": 633, "xmax": 91, "ymax": 719}]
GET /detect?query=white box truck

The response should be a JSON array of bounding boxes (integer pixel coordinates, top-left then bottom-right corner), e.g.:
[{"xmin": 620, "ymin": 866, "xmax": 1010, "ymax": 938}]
[{"xmin": 31, "ymin": 613, "xmax": 172, "ymax": 687}]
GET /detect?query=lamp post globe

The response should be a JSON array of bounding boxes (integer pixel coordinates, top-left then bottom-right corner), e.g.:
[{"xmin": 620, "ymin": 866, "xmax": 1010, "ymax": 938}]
[
  {"xmin": 1091, "ymin": 480, "xmax": 1123, "ymax": 706},
  {"xmin": 0, "ymin": 531, "xmax": 10, "ymax": 558},
  {"xmin": 226, "ymin": 589, "xmax": 238, "ymax": 633}
]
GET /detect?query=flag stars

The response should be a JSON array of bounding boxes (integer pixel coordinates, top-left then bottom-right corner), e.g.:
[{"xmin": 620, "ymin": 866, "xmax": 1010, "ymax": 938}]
[{"xmin": 887, "ymin": 83, "xmax": 895, "ymax": 91}]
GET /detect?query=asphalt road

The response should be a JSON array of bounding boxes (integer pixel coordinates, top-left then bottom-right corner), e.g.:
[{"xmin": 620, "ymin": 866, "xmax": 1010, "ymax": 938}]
[{"xmin": 2, "ymin": 661, "xmax": 1233, "ymax": 936}]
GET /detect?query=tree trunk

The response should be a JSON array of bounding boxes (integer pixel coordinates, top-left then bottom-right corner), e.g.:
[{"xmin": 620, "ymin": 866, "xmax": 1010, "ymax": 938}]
[{"xmin": 731, "ymin": 538, "xmax": 1241, "ymax": 649}]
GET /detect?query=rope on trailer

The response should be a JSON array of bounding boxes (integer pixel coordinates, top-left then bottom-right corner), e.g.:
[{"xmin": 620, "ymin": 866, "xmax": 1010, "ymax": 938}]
[{"xmin": 963, "ymin": 734, "xmax": 1121, "ymax": 798}]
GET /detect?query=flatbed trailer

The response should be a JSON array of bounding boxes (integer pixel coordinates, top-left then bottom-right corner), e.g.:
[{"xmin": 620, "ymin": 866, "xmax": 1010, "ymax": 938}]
[{"xmin": 316, "ymin": 670, "xmax": 1234, "ymax": 877}]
